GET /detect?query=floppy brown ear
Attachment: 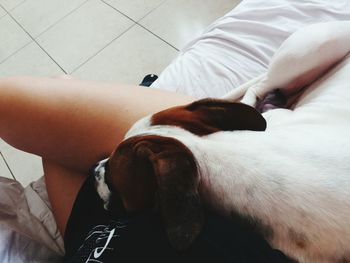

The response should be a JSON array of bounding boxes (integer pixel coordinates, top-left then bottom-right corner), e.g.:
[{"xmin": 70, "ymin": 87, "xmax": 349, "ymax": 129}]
[
  {"xmin": 151, "ymin": 98, "xmax": 267, "ymax": 136},
  {"xmin": 108, "ymin": 135, "xmax": 204, "ymax": 251}
]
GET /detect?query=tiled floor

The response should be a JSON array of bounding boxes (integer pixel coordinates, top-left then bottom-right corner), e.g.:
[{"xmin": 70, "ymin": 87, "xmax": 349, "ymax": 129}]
[{"xmin": 0, "ymin": 0, "xmax": 240, "ymax": 186}]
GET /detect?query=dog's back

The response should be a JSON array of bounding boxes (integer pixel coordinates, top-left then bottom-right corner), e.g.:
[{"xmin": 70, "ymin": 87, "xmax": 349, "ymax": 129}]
[
  {"xmin": 101, "ymin": 22, "xmax": 350, "ymax": 263},
  {"xmin": 197, "ymin": 53, "xmax": 350, "ymax": 262}
]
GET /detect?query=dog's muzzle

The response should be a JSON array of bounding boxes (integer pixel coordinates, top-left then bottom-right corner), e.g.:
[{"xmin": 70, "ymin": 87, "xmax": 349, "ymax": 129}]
[
  {"xmin": 92, "ymin": 158, "xmax": 127, "ymax": 215},
  {"xmin": 92, "ymin": 158, "xmax": 112, "ymax": 210}
]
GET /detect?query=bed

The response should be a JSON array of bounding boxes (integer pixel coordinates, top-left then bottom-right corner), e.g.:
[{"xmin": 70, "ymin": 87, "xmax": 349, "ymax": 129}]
[{"xmin": 1, "ymin": 1, "xmax": 349, "ymax": 262}]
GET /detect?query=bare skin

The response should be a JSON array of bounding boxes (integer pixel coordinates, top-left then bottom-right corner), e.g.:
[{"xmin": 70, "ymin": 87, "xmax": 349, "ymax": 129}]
[{"xmin": 0, "ymin": 76, "xmax": 194, "ymax": 236}]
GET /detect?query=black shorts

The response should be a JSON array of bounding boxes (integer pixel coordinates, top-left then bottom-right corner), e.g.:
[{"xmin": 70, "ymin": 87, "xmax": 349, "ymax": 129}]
[{"xmin": 63, "ymin": 173, "xmax": 292, "ymax": 263}]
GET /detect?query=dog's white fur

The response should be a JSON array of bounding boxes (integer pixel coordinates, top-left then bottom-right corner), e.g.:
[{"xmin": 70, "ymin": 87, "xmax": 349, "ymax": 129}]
[
  {"xmin": 223, "ymin": 21, "xmax": 350, "ymax": 107},
  {"xmin": 96, "ymin": 22, "xmax": 350, "ymax": 262},
  {"xmin": 123, "ymin": 22, "xmax": 350, "ymax": 262},
  {"xmin": 94, "ymin": 158, "xmax": 111, "ymax": 210}
]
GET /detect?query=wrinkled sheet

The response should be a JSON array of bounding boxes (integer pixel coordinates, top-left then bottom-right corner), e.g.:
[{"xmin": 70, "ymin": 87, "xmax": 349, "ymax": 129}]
[
  {"xmin": 223, "ymin": 20, "xmax": 350, "ymax": 109},
  {"xmin": 2, "ymin": 0, "xmax": 350, "ymax": 262},
  {"xmin": 151, "ymin": 0, "xmax": 350, "ymax": 98},
  {"xmin": 0, "ymin": 177, "xmax": 64, "ymax": 262}
]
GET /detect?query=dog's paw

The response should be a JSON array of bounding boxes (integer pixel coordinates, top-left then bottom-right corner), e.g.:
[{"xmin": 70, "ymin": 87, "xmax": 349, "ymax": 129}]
[{"xmin": 256, "ymin": 89, "xmax": 288, "ymax": 113}]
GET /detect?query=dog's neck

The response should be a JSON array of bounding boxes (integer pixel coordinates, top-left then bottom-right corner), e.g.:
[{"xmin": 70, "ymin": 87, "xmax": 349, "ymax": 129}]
[
  {"xmin": 185, "ymin": 130, "xmax": 278, "ymax": 216},
  {"xmin": 126, "ymin": 120, "xmax": 350, "ymax": 262},
  {"xmin": 182, "ymin": 128, "xmax": 350, "ymax": 262}
]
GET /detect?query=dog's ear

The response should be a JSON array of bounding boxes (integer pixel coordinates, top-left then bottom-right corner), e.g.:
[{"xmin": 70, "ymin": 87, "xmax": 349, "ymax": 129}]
[
  {"xmin": 108, "ymin": 135, "xmax": 204, "ymax": 251},
  {"xmin": 151, "ymin": 98, "xmax": 267, "ymax": 136}
]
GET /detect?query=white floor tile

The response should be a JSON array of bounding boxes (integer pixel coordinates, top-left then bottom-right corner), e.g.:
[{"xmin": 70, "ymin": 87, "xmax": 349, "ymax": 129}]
[
  {"xmin": 74, "ymin": 24, "xmax": 177, "ymax": 84},
  {"xmin": 11, "ymin": 0, "xmax": 88, "ymax": 37},
  {"xmin": 0, "ymin": 140, "xmax": 43, "ymax": 187},
  {"xmin": 0, "ymin": 15, "xmax": 31, "ymax": 63},
  {"xmin": 37, "ymin": 0, "xmax": 133, "ymax": 73},
  {"xmin": 0, "ymin": 0, "xmax": 25, "ymax": 10},
  {"xmin": 0, "ymin": 0, "xmax": 240, "ymax": 185},
  {"xmin": 0, "ymin": 42, "xmax": 64, "ymax": 77},
  {"xmin": 0, "ymin": 153, "xmax": 13, "ymax": 180},
  {"xmin": 103, "ymin": 0, "xmax": 164, "ymax": 21},
  {"xmin": 0, "ymin": 6, "xmax": 6, "ymax": 18},
  {"xmin": 140, "ymin": 0, "xmax": 239, "ymax": 50}
]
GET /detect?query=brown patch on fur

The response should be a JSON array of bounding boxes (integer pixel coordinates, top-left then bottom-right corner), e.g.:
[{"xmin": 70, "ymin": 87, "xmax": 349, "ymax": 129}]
[
  {"xmin": 107, "ymin": 136, "xmax": 157, "ymax": 211},
  {"xmin": 107, "ymin": 135, "xmax": 204, "ymax": 251},
  {"xmin": 151, "ymin": 98, "xmax": 267, "ymax": 136},
  {"xmin": 288, "ymin": 228, "xmax": 308, "ymax": 249}
]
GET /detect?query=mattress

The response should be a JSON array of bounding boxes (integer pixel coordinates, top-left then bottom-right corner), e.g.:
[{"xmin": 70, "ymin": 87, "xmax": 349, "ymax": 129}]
[{"xmin": 2, "ymin": 1, "xmax": 350, "ymax": 262}]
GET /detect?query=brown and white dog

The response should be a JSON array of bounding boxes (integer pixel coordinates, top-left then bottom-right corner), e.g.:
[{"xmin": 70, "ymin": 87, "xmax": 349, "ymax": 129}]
[{"xmin": 95, "ymin": 22, "xmax": 350, "ymax": 263}]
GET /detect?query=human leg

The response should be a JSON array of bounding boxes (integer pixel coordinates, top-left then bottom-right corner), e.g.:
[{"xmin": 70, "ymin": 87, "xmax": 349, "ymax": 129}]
[
  {"xmin": 0, "ymin": 76, "xmax": 194, "ymax": 173},
  {"xmin": 42, "ymin": 159, "xmax": 85, "ymax": 236},
  {"xmin": 0, "ymin": 76, "xmax": 194, "ymax": 235}
]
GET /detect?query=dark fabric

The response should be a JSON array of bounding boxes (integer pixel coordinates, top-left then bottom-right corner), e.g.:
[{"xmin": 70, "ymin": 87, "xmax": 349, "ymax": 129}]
[
  {"xmin": 64, "ymin": 174, "xmax": 293, "ymax": 263},
  {"xmin": 139, "ymin": 74, "xmax": 158, "ymax": 87}
]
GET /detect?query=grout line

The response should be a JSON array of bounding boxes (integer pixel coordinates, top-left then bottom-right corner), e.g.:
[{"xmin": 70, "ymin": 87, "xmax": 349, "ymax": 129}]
[
  {"xmin": 2, "ymin": 10, "xmax": 67, "ymax": 73},
  {"xmin": 34, "ymin": 0, "xmax": 90, "ymax": 39},
  {"xmin": 71, "ymin": 23, "xmax": 137, "ymax": 73},
  {"xmin": 1, "ymin": 0, "xmax": 178, "ymax": 74},
  {"xmin": 0, "ymin": 0, "xmax": 91, "ymax": 72},
  {"xmin": 0, "ymin": 0, "xmax": 26, "ymax": 21},
  {"xmin": 10, "ymin": 0, "xmax": 27, "ymax": 10},
  {"xmin": 0, "ymin": 0, "xmax": 26, "ymax": 13},
  {"xmin": 0, "ymin": 10, "xmax": 5, "ymax": 20},
  {"xmin": 0, "ymin": 5, "xmax": 7, "ymax": 21},
  {"xmin": 99, "ymin": 0, "xmax": 137, "ymax": 23},
  {"xmin": 0, "ymin": 152, "xmax": 17, "ymax": 181},
  {"xmin": 136, "ymin": 0, "xmax": 168, "ymax": 22},
  {"xmin": 99, "ymin": 0, "xmax": 178, "ymax": 51},
  {"xmin": 135, "ymin": 0, "xmax": 180, "ymax": 51},
  {"xmin": 0, "ymin": 41, "xmax": 32, "ymax": 65},
  {"xmin": 137, "ymin": 23, "xmax": 179, "ymax": 51},
  {"xmin": 100, "ymin": 0, "xmax": 167, "ymax": 23},
  {"xmin": 0, "ymin": 7, "xmax": 32, "ymax": 65},
  {"xmin": 72, "ymin": 0, "xmax": 177, "ymax": 72}
]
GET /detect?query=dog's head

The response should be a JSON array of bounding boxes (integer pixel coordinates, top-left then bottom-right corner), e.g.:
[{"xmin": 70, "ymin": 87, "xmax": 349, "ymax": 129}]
[{"xmin": 104, "ymin": 98, "xmax": 266, "ymax": 250}]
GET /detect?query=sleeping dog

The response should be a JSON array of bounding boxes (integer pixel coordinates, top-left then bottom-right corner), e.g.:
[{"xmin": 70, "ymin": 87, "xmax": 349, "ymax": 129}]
[{"xmin": 94, "ymin": 22, "xmax": 350, "ymax": 263}]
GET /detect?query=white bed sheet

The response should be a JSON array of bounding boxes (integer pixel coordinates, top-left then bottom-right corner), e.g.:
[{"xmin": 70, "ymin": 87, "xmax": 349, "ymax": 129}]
[
  {"xmin": 2, "ymin": 1, "xmax": 350, "ymax": 262},
  {"xmin": 0, "ymin": 177, "xmax": 64, "ymax": 262},
  {"xmin": 151, "ymin": 0, "xmax": 350, "ymax": 98}
]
